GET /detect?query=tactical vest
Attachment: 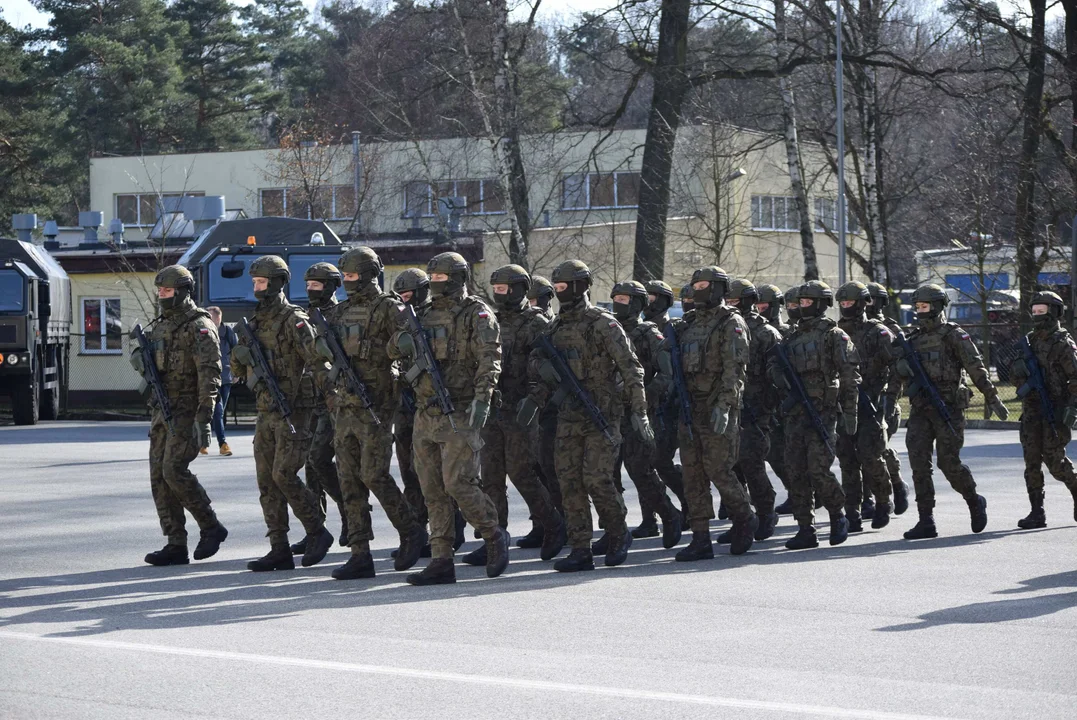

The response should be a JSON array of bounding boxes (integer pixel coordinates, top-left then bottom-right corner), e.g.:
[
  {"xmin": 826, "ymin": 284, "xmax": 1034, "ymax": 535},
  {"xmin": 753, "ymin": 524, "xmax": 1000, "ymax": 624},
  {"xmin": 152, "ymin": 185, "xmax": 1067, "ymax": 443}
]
[
  {"xmin": 414, "ymin": 294, "xmax": 493, "ymax": 405},
  {"xmin": 678, "ymin": 307, "xmax": 744, "ymax": 400},
  {"xmin": 785, "ymin": 317, "xmax": 843, "ymax": 403},
  {"xmin": 497, "ymin": 305, "xmax": 546, "ymax": 406},
  {"xmin": 840, "ymin": 317, "xmax": 893, "ymax": 394},
  {"xmin": 548, "ymin": 306, "xmax": 624, "ymax": 416},
  {"xmin": 626, "ymin": 320, "xmax": 661, "ymax": 384},
  {"xmin": 327, "ymin": 291, "xmax": 399, "ymax": 407},
  {"xmin": 908, "ymin": 322, "xmax": 968, "ymax": 392},
  {"xmin": 248, "ymin": 300, "xmax": 315, "ymax": 409},
  {"xmin": 151, "ymin": 306, "xmax": 214, "ymax": 401},
  {"xmin": 1030, "ymin": 328, "xmax": 1077, "ymax": 404}
]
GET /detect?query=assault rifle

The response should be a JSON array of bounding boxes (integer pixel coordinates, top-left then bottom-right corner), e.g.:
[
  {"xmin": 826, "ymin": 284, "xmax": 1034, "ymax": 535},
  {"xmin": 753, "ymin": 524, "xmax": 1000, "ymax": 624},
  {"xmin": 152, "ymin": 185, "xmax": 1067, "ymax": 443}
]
[
  {"xmin": 894, "ymin": 330, "xmax": 957, "ymax": 436},
  {"xmin": 770, "ymin": 342, "xmax": 834, "ymax": 454},
  {"xmin": 1017, "ymin": 335, "xmax": 1057, "ymax": 438},
  {"xmin": 235, "ymin": 317, "xmax": 295, "ymax": 434},
  {"xmin": 400, "ymin": 303, "xmax": 456, "ymax": 431},
  {"xmin": 309, "ymin": 307, "xmax": 381, "ymax": 426},
  {"xmin": 537, "ymin": 333, "xmax": 616, "ymax": 446},
  {"xmin": 664, "ymin": 321, "xmax": 693, "ymax": 439},
  {"xmin": 130, "ymin": 323, "xmax": 174, "ymax": 435}
]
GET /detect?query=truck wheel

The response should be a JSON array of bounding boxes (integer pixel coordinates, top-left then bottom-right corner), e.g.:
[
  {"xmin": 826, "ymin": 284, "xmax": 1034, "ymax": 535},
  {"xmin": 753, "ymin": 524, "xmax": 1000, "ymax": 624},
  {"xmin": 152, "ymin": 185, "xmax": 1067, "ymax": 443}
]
[
  {"xmin": 40, "ymin": 362, "xmax": 60, "ymax": 421},
  {"xmin": 12, "ymin": 375, "xmax": 39, "ymax": 426}
]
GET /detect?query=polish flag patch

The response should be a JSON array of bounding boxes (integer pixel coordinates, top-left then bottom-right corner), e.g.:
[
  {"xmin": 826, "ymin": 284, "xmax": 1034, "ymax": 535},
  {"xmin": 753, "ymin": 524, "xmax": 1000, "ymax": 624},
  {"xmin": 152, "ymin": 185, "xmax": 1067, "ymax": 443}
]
[
  {"xmin": 609, "ymin": 321, "xmax": 619, "ymax": 328},
  {"xmin": 296, "ymin": 320, "xmax": 307, "ymax": 329},
  {"xmin": 656, "ymin": 333, "xmax": 664, "ymax": 340},
  {"xmin": 478, "ymin": 311, "xmax": 489, "ymax": 319},
  {"xmin": 199, "ymin": 328, "xmax": 211, "ymax": 335},
  {"xmin": 734, "ymin": 326, "xmax": 743, "ymax": 334},
  {"xmin": 960, "ymin": 332, "xmax": 970, "ymax": 340}
]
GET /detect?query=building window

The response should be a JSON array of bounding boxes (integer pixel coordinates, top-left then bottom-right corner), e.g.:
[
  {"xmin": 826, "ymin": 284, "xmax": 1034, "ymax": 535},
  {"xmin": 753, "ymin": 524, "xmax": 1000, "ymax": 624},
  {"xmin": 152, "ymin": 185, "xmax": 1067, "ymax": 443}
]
[
  {"xmin": 115, "ymin": 192, "xmax": 204, "ymax": 227},
  {"xmin": 813, "ymin": 197, "xmax": 861, "ymax": 234},
  {"xmin": 751, "ymin": 195, "xmax": 800, "ymax": 231},
  {"xmin": 260, "ymin": 186, "xmax": 358, "ymax": 220},
  {"xmin": 561, "ymin": 172, "xmax": 641, "ymax": 210},
  {"xmin": 402, "ymin": 179, "xmax": 507, "ymax": 218},
  {"xmin": 81, "ymin": 298, "xmax": 122, "ymax": 354}
]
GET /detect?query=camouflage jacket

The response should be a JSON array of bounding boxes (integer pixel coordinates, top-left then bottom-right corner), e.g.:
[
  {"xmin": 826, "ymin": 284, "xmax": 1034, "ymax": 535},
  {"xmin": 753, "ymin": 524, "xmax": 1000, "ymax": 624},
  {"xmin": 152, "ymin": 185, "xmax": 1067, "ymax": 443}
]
[
  {"xmin": 622, "ymin": 316, "xmax": 671, "ymax": 412},
  {"xmin": 1011, "ymin": 321, "xmax": 1077, "ymax": 409},
  {"xmin": 771, "ymin": 315, "xmax": 861, "ymax": 418},
  {"xmin": 149, "ymin": 299, "xmax": 221, "ymax": 413},
  {"xmin": 324, "ymin": 282, "xmax": 403, "ymax": 417},
  {"xmin": 495, "ymin": 302, "xmax": 549, "ymax": 409},
  {"xmin": 677, "ymin": 304, "xmax": 749, "ymax": 412},
  {"xmin": 743, "ymin": 310, "xmax": 783, "ymax": 417},
  {"xmin": 901, "ymin": 315, "xmax": 997, "ymax": 410},
  {"xmin": 838, "ymin": 315, "xmax": 897, "ymax": 399},
  {"xmin": 232, "ymin": 293, "xmax": 329, "ymax": 412}
]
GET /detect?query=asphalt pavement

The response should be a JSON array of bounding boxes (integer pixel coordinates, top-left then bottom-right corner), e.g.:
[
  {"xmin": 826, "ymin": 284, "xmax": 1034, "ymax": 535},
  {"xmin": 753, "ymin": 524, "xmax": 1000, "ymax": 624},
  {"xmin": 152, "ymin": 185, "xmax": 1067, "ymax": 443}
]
[{"xmin": 1, "ymin": 421, "xmax": 1075, "ymax": 719}]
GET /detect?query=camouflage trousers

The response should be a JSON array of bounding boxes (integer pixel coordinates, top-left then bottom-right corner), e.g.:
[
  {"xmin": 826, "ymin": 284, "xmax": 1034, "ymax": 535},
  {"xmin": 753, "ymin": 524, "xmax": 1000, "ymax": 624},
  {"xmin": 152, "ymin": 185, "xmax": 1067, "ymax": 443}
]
[
  {"xmin": 1020, "ymin": 402, "xmax": 1077, "ymax": 494},
  {"xmin": 148, "ymin": 408, "xmax": 218, "ymax": 545},
  {"xmin": 905, "ymin": 405, "xmax": 976, "ymax": 512},
  {"xmin": 679, "ymin": 406, "xmax": 752, "ymax": 530},
  {"xmin": 768, "ymin": 415, "xmax": 790, "ymax": 490},
  {"xmin": 253, "ymin": 408, "xmax": 324, "ymax": 546},
  {"xmin": 883, "ymin": 402, "xmax": 904, "ymax": 490},
  {"xmin": 837, "ymin": 408, "xmax": 893, "ymax": 514},
  {"xmin": 413, "ymin": 408, "xmax": 500, "ymax": 559},
  {"xmin": 334, "ymin": 408, "xmax": 419, "ymax": 555},
  {"xmin": 555, "ymin": 419, "xmax": 626, "ymax": 549},
  {"xmin": 305, "ymin": 405, "xmax": 344, "ymax": 513},
  {"xmin": 618, "ymin": 413, "xmax": 676, "ymax": 518},
  {"xmin": 393, "ymin": 409, "xmax": 428, "ymax": 527},
  {"xmin": 532, "ymin": 405, "xmax": 562, "ymax": 514},
  {"xmin": 733, "ymin": 415, "xmax": 777, "ymax": 516},
  {"xmin": 785, "ymin": 409, "xmax": 845, "ymax": 526},
  {"xmin": 639, "ymin": 407, "xmax": 687, "ymax": 519},
  {"xmin": 481, "ymin": 410, "xmax": 559, "ymax": 530}
]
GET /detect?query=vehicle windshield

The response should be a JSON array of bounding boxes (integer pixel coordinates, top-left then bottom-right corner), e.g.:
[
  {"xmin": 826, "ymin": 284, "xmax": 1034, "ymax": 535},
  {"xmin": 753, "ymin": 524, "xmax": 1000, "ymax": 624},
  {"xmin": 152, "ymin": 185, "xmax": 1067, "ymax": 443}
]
[
  {"xmin": 207, "ymin": 253, "xmax": 345, "ymax": 303},
  {"xmin": 0, "ymin": 269, "xmax": 25, "ymax": 312}
]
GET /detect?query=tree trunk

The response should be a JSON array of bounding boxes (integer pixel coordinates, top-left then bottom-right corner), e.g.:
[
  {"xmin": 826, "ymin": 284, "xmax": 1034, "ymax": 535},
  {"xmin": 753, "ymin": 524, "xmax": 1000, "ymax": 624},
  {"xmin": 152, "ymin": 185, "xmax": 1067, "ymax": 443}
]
[
  {"xmin": 774, "ymin": 0, "xmax": 818, "ymax": 280},
  {"xmin": 632, "ymin": 0, "xmax": 691, "ymax": 282},
  {"xmin": 1014, "ymin": 0, "xmax": 1047, "ymax": 321}
]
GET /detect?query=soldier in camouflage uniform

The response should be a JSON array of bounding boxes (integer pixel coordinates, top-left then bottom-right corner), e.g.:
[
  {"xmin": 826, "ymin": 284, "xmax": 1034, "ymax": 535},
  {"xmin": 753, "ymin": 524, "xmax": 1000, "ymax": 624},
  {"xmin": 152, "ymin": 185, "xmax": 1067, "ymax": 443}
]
[
  {"xmin": 609, "ymin": 280, "xmax": 683, "ymax": 549},
  {"xmin": 465, "ymin": 265, "xmax": 566, "ymax": 565},
  {"xmin": 769, "ymin": 281, "xmax": 859, "ymax": 550},
  {"xmin": 293, "ymin": 262, "xmax": 349, "ymax": 554},
  {"xmin": 755, "ymin": 284, "xmax": 792, "ymax": 513},
  {"xmin": 1010, "ymin": 291, "xmax": 1077, "ymax": 528},
  {"xmin": 865, "ymin": 281, "xmax": 910, "ymax": 516},
  {"xmin": 673, "ymin": 267, "xmax": 757, "ymax": 561},
  {"xmin": 392, "ymin": 252, "xmax": 509, "ymax": 585},
  {"xmin": 321, "ymin": 248, "xmax": 427, "ymax": 580},
  {"xmin": 231, "ymin": 255, "xmax": 335, "ymax": 571},
  {"xmin": 835, "ymin": 282, "xmax": 899, "ymax": 532},
  {"xmin": 896, "ymin": 284, "xmax": 1008, "ymax": 540},
  {"xmin": 726, "ymin": 279, "xmax": 782, "ymax": 542},
  {"xmin": 520, "ymin": 260, "xmax": 651, "ymax": 572},
  {"xmin": 392, "ymin": 269, "xmax": 432, "ymax": 534},
  {"xmin": 136, "ymin": 265, "xmax": 228, "ymax": 566}
]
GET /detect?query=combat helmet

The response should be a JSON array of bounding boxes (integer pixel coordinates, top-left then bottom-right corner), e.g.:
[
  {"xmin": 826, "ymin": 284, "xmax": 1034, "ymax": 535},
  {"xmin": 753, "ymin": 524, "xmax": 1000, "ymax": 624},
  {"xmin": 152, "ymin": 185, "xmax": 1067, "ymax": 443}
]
[
  {"xmin": 785, "ymin": 285, "xmax": 803, "ymax": 322},
  {"xmin": 490, "ymin": 264, "xmax": 531, "ymax": 309},
  {"xmin": 551, "ymin": 259, "xmax": 592, "ymax": 305},
  {"xmin": 756, "ymin": 284, "xmax": 784, "ymax": 324},
  {"xmin": 798, "ymin": 280, "xmax": 834, "ymax": 319},
  {"xmin": 427, "ymin": 252, "xmax": 470, "ymax": 297},
  {"xmin": 154, "ymin": 265, "xmax": 194, "ymax": 312},
  {"xmin": 528, "ymin": 275, "xmax": 554, "ymax": 312},
  {"xmin": 911, "ymin": 284, "xmax": 949, "ymax": 321},
  {"xmin": 865, "ymin": 281, "xmax": 889, "ymax": 318},
  {"xmin": 393, "ymin": 268, "xmax": 430, "ymax": 306},
  {"xmin": 610, "ymin": 280, "xmax": 648, "ymax": 322},
  {"xmin": 249, "ymin": 255, "xmax": 290, "ymax": 300},
  {"xmin": 689, "ymin": 266, "xmax": 730, "ymax": 309},
  {"xmin": 303, "ymin": 262, "xmax": 341, "ymax": 306},
  {"xmin": 643, "ymin": 280, "xmax": 674, "ymax": 322},
  {"xmin": 1031, "ymin": 290, "xmax": 1065, "ymax": 327},
  {"xmin": 836, "ymin": 281, "xmax": 869, "ymax": 320},
  {"xmin": 726, "ymin": 278, "xmax": 758, "ymax": 316},
  {"xmin": 680, "ymin": 283, "xmax": 695, "ymax": 312},
  {"xmin": 339, "ymin": 247, "xmax": 383, "ymax": 295}
]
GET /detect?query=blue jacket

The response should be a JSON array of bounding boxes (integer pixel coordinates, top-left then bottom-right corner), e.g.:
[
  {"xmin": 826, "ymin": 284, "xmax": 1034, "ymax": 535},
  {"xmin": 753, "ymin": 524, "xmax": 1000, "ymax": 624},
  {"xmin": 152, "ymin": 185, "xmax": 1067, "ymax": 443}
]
[{"xmin": 219, "ymin": 323, "xmax": 238, "ymax": 385}]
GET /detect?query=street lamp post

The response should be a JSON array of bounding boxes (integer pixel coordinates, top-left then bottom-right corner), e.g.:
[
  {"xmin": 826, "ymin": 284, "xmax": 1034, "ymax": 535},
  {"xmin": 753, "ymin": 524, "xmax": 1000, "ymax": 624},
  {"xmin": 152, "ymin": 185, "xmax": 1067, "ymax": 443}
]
[{"xmin": 836, "ymin": 0, "xmax": 847, "ymax": 286}]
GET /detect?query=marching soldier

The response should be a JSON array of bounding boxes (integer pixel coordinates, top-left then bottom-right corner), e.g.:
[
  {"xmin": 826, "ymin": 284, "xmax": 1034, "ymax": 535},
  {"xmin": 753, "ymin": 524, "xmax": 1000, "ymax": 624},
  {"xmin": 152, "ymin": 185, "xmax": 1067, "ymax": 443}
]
[
  {"xmin": 1009, "ymin": 291, "xmax": 1077, "ymax": 528},
  {"xmin": 770, "ymin": 281, "xmax": 859, "ymax": 550},
  {"xmin": 391, "ymin": 252, "xmax": 508, "ymax": 585},
  {"xmin": 610, "ymin": 280, "xmax": 683, "ymax": 549},
  {"xmin": 726, "ymin": 279, "xmax": 782, "ymax": 542},
  {"xmin": 673, "ymin": 267, "xmax": 756, "ymax": 560},
  {"xmin": 529, "ymin": 275, "xmax": 555, "ymax": 317},
  {"xmin": 519, "ymin": 260, "xmax": 650, "ymax": 572},
  {"xmin": 136, "ymin": 265, "xmax": 228, "ymax": 566},
  {"xmin": 322, "ymin": 248, "xmax": 427, "ymax": 580},
  {"xmin": 231, "ymin": 256, "xmax": 335, "ymax": 571},
  {"xmin": 524, "ymin": 273, "xmax": 562, "ymax": 543},
  {"xmin": 295, "ymin": 262, "xmax": 349, "ymax": 553},
  {"xmin": 865, "ymin": 281, "xmax": 909, "ymax": 516},
  {"xmin": 470, "ymin": 264, "xmax": 565, "ymax": 564},
  {"xmin": 755, "ymin": 283, "xmax": 792, "ymax": 513},
  {"xmin": 896, "ymin": 284, "xmax": 1008, "ymax": 539},
  {"xmin": 835, "ymin": 282, "xmax": 898, "ymax": 531}
]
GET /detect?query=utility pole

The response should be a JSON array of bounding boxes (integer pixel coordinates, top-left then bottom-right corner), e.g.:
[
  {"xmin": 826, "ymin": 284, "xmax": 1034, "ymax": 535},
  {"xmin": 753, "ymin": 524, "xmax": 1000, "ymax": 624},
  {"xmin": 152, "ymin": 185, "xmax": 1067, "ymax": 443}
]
[{"xmin": 836, "ymin": 0, "xmax": 847, "ymax": 285}]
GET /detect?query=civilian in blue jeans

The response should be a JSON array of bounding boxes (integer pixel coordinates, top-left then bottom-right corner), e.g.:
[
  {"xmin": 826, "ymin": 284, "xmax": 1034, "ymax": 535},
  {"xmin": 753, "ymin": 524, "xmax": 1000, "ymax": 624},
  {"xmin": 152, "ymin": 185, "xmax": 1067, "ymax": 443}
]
[{"xmin": 203, "ymin": 306, "xmax": 237, "ymax": 456}]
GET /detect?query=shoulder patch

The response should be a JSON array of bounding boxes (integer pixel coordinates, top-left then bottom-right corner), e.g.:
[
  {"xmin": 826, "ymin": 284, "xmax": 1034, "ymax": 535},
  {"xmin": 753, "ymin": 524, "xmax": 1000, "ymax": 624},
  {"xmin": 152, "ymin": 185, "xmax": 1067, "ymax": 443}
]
[
  {"xmin": 960, "ymin": 331, "xmax": 970, "ymax": 340},
  {"xmin": 199, "ymin": 327, "xmax": 211, "ymax": 335},
  {"xmin": 656, "ymin": 333, "xmax": 664, "ymax": 340},
  {"xmin": 478, "ymin": 310, "xmax": 489, "ymax": 319},
  {"xmin": 734, "ymin": 326, "xmax": 743, "ymax": 334},
  {"xmin": 609, "ymin": 321, "xmax": 619, "ymax": 328},
  {"xmin": 296, "ymin": 320, "xmax": 307, "ymax": 329}
]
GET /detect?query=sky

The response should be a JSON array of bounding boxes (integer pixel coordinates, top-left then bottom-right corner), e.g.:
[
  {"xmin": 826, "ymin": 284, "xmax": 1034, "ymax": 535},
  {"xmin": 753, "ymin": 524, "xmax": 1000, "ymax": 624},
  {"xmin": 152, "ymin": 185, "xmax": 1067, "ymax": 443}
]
[{"xmin": 0, "ymin": 0, "xmax": 613, "ymax": 31}]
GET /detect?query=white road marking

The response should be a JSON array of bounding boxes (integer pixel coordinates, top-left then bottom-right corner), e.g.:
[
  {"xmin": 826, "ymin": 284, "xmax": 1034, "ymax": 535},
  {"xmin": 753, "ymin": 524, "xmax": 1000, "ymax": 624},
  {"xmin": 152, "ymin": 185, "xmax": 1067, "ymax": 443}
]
[{"xmin": 0, "ymin": 630, "xmax": 964, "ymax": 720}]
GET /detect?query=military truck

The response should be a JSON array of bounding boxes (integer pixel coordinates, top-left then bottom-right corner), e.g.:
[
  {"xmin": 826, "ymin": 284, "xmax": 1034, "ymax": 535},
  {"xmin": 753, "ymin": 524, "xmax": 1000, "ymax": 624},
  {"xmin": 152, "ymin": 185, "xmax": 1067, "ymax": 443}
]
[
  {"xmin": 0, "ymin": 237, "xmax": 72, "ymax": 424},
  {"xmin": 178, "ymin": 217, "xmax": 347, "ymax": 321}
]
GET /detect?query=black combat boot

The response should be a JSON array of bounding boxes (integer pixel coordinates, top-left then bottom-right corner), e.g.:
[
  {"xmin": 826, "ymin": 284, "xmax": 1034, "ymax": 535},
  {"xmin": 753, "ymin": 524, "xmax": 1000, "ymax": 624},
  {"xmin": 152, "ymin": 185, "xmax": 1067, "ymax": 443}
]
[
  {"xmin": 461, "ymin": 544, "xmax": 487, "ymax": 566},
  {"xmin": 289, "ymin": 538, "xmax": 307, "ymax": 555},
  {"xmin": 784, "ymin": 525, "xmax": 819, "ymax": 550},
  {"xmin": 395, "ymin": 526, "xmax": 427, "ymax": 571},
  {"xmin": 717, "ymin": 501, "xmax": 729, "ymax": 520},
  {"xmin": 632, "ymin": 515, "xmax": 660, "ymax": 539},
  {"xmin": 755, "ymin": 510, "xmax": 778, "ymax": 541},
  {"xmin": 715, "ymin": 527, "xmax": 733, "ymax": 544},
  {"xmin": 861, "ymin": 496, "xmax": 876, "ymax": 520},
  {"xmin": 829, "ymin": 511, "xmax": 849, "ymax": 546},
  {"xmin": 1018, "ymin": 489, "xmax": 1046, "ymax": 529},
  {"xmin": 338, "ymin": 511, "xmax": 349, "ymax": 548},
  {"xmin": 774, "ymin": 496, "xmax": 794, "ymax": 515},
  {"xmin": 453, "ymin": 509, "xmax": 466, "ymax": 551},
  {"xmin": 591, "ymin": 532, "xmax": 611, "ymax": 555},
  {"xmin": 540, "ymin": 512, "xmax": 567, "ymax": 561},
  {"xmin": 554, "ymin": 548, "xmax": 595, "ymax": 572},
  {"xmin": 604, "ymin": 531, "xmax": 632, "ymax": 567},
  {"xmin": 332, "ymin": 551, "xmax": 375, "ymax": 580},
  {"xmin": 486, "ymin": 527, "xmax": 510, "ymax": 578},
  {"xmin": 674, "ymin": 529, "xmax": 714, "ymax": 561},
  {"xmin": 145, "ymin": 544, "xmax": 189, "ymax": 566},
  {"xmin": 406, "ymin": 558, "xmax": 456, "ymax": 585},
  {"xmin": 248, "ymin": 544, "xmax": 295, "ymax": 571},
  {"xmin": 193, "ymin": 524, "xmax": 228, "ymax": 561},
  {"xmin": 871, "ymin": 504, "xmax": 891, "ymax": 529},
  {"xmin": 516, "ymin": 521, "xmax": 544, "ymax": 549},
  {"xmin": 657, "ymin": 501, "xmax": 684, "ymax": 549},
  {"xmin": 729, "ymin": 514, "xmax": 759, "ymax": 555},
  {"xmin": 301, "ymin": 528, "xmax": 335, "ymax": 567},
  {"xmin": 903, "ymin": 510, "xmax": 938, "ymax": 539},
  {"xmin": 893, "ymin": 481, "xmax": 910, "ymax": 515},
  {"xmin": 847, "ymin": 509, "xmax": 863, "ymax": 534},
  {"xmin": 968, "ymin": 494, "xmax": 988, "ymax": 534}
]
